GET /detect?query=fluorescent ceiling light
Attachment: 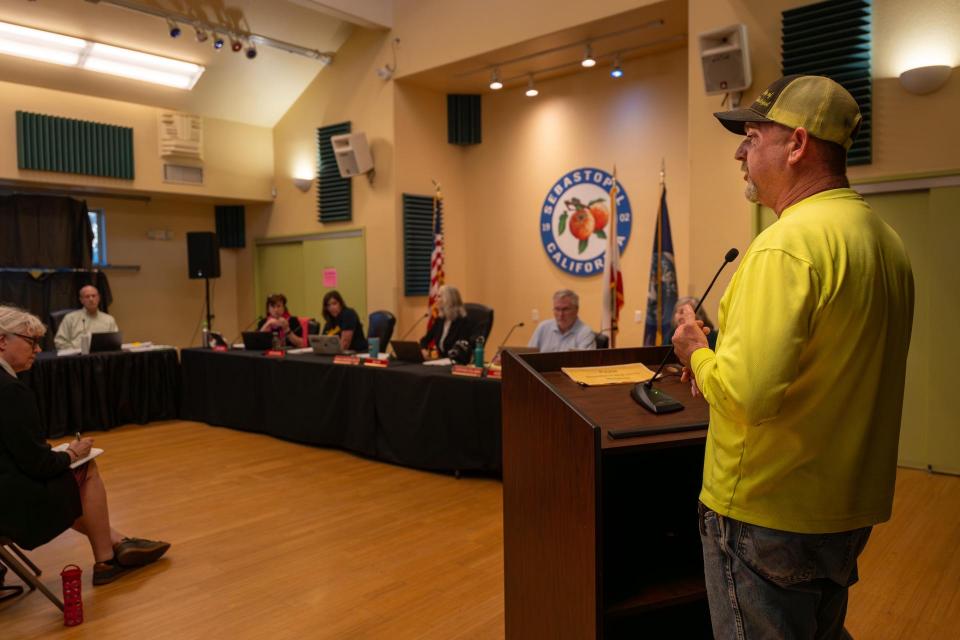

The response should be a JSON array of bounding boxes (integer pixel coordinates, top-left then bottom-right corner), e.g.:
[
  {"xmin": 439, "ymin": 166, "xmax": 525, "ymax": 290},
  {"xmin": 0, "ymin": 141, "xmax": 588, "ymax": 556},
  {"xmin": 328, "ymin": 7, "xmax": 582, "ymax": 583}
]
[{"xmin": 0, "ymin": 20, "xmax": 204, "ymax": 90}]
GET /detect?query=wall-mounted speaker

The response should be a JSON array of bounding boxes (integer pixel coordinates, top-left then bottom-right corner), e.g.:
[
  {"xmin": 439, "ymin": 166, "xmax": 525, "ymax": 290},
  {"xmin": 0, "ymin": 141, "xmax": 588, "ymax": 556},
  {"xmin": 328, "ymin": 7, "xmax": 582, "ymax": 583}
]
[
  {"xmin": 698, "ymin": 24, "xmax": 752, "ymax": 96},
  {"xmin": 330, "ymin": 132, "xmax": 373, "ymax": 178},
  {"xmin": 186, "ymin": 231, "xmax": 220, "ymax": 279}
]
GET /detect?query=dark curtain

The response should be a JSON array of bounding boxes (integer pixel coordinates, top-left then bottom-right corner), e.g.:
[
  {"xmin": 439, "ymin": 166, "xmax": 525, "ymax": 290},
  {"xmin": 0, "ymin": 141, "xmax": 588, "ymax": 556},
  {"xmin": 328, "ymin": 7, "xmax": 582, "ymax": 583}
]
[
  {"xmin": 0, "ymin": 194, "xmax": 106, "ymax": 349},
  {"xmin": 0, "ymin": 195, "xmax": 92, "ymax": 267}
]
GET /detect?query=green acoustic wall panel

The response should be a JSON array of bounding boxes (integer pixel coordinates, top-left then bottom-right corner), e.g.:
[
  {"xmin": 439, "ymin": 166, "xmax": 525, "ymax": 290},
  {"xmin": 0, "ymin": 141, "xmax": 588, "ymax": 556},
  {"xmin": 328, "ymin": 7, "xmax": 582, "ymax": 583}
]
[
  {"xmin": 782, "ymin": 0, "xmax": 872, "ymax": 165},
  {"xmin": 402, "ymin": 194, "xmax": 437, "ymax": 296},
  {"xmin": 15, "ymin": 111, "xmax": 135, "ymax": 179},
  {"xmin": 316, "ymin": 121, "xmax": 352, "ymax": 223}
]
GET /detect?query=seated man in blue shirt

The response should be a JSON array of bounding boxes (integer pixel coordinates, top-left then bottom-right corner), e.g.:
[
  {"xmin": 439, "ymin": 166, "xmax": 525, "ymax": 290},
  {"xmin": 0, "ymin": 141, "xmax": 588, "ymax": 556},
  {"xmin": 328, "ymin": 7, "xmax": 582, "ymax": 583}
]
[{"xmin": 528, "ymin": 289, "xmax": 596, "ymax": 352}]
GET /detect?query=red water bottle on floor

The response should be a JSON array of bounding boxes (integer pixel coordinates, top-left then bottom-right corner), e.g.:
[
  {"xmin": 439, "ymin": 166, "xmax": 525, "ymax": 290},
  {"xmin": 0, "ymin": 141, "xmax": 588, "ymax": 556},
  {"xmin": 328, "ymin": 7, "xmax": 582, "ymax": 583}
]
[{"xmin": 61, "ymin": 564, "xmax": 83, "ymax": 626}]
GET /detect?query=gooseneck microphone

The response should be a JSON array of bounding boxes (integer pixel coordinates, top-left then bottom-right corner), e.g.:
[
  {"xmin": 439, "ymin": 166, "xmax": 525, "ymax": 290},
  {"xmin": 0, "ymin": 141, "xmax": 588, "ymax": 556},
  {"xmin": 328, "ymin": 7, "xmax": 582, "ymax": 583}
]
[
  {"xmin": 399, "ymin": 313, "xmax": 430, "ymax": 340},
  {"xmin": 632, "ymin": 247, "xmax": 739, "ymax": 414},
  {"xmin": 491, "ymin": 321, "xmax": 525, "ymax": 361}
]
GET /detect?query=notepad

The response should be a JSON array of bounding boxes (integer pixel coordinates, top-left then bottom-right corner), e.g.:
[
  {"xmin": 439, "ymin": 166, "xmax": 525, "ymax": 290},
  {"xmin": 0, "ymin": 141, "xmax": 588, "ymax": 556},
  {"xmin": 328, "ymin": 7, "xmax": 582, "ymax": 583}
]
[
  {"xmin": 561, "ymin": 362, "xmax": 655, "ymax": 386},
  {"xmin": 52, "ymin": 443, "xmax": 105, "ymax": 469}
]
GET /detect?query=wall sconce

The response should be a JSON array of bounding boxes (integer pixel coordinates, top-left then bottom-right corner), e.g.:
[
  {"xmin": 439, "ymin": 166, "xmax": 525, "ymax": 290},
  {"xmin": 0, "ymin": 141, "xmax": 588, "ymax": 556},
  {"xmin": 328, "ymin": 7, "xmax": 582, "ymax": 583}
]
[
  {"xmin": 292, "ymin": 176, "xmax": 314, "ymax": 192},
  {"xmin": 899, "ymin": 65, "xmax": 953, "ymax": 95}
]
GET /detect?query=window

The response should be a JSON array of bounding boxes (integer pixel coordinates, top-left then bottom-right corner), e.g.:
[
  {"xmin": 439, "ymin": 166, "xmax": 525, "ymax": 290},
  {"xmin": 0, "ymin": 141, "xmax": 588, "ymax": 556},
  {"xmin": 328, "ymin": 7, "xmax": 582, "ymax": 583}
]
[{"xmin": 89, "ymin": 209, "xmax": 107, "ymax": 266}]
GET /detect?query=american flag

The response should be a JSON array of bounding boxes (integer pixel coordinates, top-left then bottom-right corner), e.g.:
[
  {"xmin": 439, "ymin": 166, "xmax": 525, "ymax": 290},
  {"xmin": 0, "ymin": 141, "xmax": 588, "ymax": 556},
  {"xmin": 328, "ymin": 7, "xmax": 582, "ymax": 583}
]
[
  {"xmin": 601, "ymin": 169, "xmax": 624, "ymax": 347},
  {"xmin": 426, "ymin": 190, "xmax": 445, "ymax": 331}
]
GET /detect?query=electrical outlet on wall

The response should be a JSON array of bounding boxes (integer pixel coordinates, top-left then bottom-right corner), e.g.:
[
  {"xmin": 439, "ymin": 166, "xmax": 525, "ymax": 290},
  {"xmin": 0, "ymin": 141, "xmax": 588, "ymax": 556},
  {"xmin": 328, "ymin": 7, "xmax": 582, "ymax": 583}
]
[
  {"xmin": 531, "ymin": 309, "xmax": 539, "ymax": 321},
  {"xmin": 634, "ymin": 310, "xmax": 643, "ymax": 323}
]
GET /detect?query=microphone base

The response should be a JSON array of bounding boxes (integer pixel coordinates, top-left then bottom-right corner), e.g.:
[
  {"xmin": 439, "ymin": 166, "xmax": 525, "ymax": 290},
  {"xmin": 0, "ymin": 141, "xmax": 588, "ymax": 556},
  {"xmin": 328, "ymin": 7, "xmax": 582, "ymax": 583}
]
[{"xmin": 631, "ymin": 383, "xmax": 684, "ymax": 414}]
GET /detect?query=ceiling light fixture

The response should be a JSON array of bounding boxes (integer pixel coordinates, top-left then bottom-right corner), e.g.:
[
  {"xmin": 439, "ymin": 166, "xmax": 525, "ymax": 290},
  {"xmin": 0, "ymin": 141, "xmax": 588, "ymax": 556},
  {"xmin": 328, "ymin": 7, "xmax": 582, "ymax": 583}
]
[
  {"xmin": 525, "ymin": 75, "xmax": 538, "ymax": 97},
  {"xmin": 230, "ymin": 38, "xmax": 243, "ymax": 53},
  {"xmin": 0, "ymin": 20, "xmax": 204, "ymax": 89},
  {"xmin": 166, "ymin": 18, "xmax": 181, "ymax": 38},
  {"xmin": 194, "ymin": 27, "xmax": 208, "ymax": 43},
  {"xmin": 489, "ymin": 67, "xmax": 503, "ymax": 90},
  {"xmin": 245, "ymin": 41, "xmax": 257, "ymax": 60},
  {"xmin": 610, "ymin": 54, "xmax": 623, "ymax": 78},
  {"xmin": 581, "ymin": 43, "xmax": 596, "ymax": 68},
  {"xmin": 212, "ymin": 33, "xmax": 224, "ymax": 50}
]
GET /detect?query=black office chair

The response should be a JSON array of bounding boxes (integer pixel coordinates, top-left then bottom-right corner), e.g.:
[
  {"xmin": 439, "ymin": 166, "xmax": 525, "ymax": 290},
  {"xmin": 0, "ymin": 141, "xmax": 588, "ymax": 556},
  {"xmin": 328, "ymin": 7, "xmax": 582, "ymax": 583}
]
[
  {"xmin": 594, "ymin": 332, "xmax": 610, "ymax": 349},
  {"xmin": 368, "ymin": 310, "xmax": 396, "ymax": 346},
  {"xmin": 464, "ymin": 303, "xmax": 494, "ymax": 343},
  {"xmin": 47, "ymin": 308, "xmax": 78, "ymax": 351}
]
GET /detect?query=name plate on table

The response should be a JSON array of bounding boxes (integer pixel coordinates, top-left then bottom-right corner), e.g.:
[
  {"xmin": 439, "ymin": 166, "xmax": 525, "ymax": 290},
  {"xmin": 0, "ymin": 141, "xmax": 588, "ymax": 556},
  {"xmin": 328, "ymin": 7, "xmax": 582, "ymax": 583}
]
[
  {"xmin": 212, "ymin": 345, "xmax": 229, "ymax": 352},
  {"xmin": 486, "ymin": 367, "xmax": 502, "ymax": 380},
  {"xmin": 451, "ymin": 364, "xmax": 484, "ymax": 378},
  {"xmin": 334, "ymin": 355, "xmax": 361, "ymax": 365},
  {"xmin": 363, "ymin": 358, "xmax": 388, "ymax": 368},
  {"xmin": 265, "ymin": 349, "xmax": 286, "ymax": 358}
]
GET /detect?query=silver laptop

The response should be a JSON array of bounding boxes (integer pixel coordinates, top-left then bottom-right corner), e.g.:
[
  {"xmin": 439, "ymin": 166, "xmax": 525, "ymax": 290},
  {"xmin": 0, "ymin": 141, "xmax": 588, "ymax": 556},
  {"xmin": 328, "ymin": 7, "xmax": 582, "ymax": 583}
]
[{"xmin": 309, "ymin": 334, "xmax": 342, "ymax": 355}]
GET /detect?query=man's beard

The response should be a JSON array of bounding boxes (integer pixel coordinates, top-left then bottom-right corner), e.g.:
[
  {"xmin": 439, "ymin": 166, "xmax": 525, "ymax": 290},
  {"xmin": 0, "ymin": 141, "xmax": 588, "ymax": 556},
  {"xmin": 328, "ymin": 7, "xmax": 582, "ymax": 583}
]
[{"xmin": 744, "ymin": 177, "xmax": 759, "ymax": 203}]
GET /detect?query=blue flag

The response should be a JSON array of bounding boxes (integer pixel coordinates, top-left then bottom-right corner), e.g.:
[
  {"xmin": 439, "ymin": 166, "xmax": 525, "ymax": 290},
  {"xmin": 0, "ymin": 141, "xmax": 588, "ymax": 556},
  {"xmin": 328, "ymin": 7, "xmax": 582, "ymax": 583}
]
[{"xmin": 644, "ymin": 186, "xmax": 678, "ymax": 345}]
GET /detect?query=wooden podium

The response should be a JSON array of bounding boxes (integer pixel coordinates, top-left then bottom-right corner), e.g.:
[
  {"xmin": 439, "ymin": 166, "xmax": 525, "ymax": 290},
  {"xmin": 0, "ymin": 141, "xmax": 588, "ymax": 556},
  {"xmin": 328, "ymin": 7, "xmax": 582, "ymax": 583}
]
[{"xmin": 502, "ymin": 347, "xmax": 712, "ymax": 639}]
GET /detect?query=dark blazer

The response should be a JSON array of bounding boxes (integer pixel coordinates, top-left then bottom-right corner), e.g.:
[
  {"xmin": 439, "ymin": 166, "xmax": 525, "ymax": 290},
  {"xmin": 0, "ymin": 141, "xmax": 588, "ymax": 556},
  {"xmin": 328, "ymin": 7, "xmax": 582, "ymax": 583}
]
[
  {"xmin": 0, "ymin": 368, "xmax": 81, "ymax": 549},
  {"xmin": 419, "ymin": 315, "xmax": 476, "ymax": 364}
]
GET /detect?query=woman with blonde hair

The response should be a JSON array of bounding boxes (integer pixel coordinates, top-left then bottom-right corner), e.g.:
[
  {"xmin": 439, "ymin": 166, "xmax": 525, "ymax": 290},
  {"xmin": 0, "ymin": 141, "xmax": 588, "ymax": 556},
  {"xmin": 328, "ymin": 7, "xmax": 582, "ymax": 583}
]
[
  {"xmin": 0, "ymin": 305, "xmax": 169, "ymax": 586},
  {"xmin": 419, "ymin": 285, "xmax": 476, "ymax": 364}
]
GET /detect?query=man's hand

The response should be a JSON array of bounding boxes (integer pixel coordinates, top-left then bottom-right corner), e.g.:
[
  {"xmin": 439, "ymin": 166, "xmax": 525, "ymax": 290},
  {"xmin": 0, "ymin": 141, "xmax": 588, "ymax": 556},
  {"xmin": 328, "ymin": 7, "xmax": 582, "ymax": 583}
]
[
  {"xmin": 672, "ymin": 320, "xmax": 709, "ymax": 366},
  {"xmin": 68, "ymin": 438, "xmax": 93, "ymax": 460},
  {"xmin": 681, "ymin": 366, "xmax": 701, "ymax": 398}
]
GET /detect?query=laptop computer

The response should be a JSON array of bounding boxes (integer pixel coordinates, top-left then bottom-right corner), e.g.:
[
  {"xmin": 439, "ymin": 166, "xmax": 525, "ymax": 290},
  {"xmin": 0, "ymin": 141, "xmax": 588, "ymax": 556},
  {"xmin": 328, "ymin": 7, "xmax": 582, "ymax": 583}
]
[
  {"xmin": 390, "ymin": 340, "xmax": 424, "ymax": 363},
  {"xmin": 309, "ymin": 334, "xmax": 342, "ymax": 355},
  {"xmin": 242, "ymin": 331, "xmax": 275, "ymax": 351},
  {"xmin": 89, "ymin": 331, "xmax": 123, "ymax": 353}
]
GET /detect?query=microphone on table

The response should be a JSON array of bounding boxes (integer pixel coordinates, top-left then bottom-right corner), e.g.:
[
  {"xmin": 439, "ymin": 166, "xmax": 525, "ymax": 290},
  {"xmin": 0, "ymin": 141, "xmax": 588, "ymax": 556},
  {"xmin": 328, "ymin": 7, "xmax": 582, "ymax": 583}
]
[
  {"xmin": 491, "ymin": 321, "xmax": 525, "ymax": 362},
  {"xmin": 632, "ymin": 247, "xmax": 739, "ymax": 414},
  {"xmin": 398, "ymin": 313, "xmax": 430, "ymax": 341}
]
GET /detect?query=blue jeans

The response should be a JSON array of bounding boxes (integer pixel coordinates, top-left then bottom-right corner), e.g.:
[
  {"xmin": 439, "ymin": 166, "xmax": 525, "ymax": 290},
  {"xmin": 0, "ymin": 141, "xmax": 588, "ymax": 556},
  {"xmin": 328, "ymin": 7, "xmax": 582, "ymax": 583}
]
[{"xmin": 699, "ymin": 502, "xmax": 871, "ymax": 640}]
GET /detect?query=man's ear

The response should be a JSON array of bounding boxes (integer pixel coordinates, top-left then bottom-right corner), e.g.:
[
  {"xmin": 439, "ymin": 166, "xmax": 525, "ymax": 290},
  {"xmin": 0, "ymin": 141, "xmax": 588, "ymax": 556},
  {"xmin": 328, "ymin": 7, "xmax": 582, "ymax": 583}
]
[{"xmin": 786, "ymin": 127, "xmax": 811, "ymax": 166}]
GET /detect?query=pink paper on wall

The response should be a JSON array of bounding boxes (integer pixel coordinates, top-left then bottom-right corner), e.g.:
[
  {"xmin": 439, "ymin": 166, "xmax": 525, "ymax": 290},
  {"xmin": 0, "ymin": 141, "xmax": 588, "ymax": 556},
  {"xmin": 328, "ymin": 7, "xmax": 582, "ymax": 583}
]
[{"xmin": 323, "ymin": 268, "xmax": 338, "ymax": 287}]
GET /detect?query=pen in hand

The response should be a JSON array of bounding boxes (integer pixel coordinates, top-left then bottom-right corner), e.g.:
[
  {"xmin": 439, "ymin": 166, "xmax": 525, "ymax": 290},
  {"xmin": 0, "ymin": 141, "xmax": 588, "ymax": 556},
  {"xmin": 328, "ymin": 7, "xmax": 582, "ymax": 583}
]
[{"xmin": 76, "ymin": 431, "xmax": 82, "ymax": 441}]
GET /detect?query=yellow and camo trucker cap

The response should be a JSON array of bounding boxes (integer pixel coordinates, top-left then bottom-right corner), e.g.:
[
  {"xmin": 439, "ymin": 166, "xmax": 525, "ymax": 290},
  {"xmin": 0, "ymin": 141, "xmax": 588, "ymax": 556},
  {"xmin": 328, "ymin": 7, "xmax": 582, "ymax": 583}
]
[{"xmin": 714, "ymin": 75, "xmax": 862, "ymax": 149}]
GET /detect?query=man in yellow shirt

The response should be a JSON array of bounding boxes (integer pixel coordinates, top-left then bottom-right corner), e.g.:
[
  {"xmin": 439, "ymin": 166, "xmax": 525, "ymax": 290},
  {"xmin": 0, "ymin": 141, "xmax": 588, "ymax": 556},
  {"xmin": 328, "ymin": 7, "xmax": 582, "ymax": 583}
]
[{"xmin": 673, "ymin": 76, "xmax": 914, "ymax": 639}]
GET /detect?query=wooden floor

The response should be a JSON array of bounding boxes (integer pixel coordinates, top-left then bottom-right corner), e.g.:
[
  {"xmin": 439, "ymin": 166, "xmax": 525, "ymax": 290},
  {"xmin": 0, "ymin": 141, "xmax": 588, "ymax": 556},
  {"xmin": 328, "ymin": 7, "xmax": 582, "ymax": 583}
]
[{"xmin": 0, "ymin": 422, "xmax": 957, "ymax": 639}]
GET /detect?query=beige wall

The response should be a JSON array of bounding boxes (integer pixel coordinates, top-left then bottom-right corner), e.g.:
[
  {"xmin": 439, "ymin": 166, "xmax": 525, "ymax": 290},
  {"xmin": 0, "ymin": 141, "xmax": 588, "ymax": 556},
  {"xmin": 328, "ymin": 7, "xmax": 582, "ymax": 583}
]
[
  {"xmin": 271, "ymin": 28, "xmax": 397, "ymax": 318},
  {"xmin": 392, "ymin": 0, "xmax": 662, "ymax": 77},
  {"xmin": 85, "ymin": 196, "xmax": 270, "ymax": 348},
  {"xmin": 461, "ymin": 47, "xmax": 690, "ymax": 349},
  {"xmin": 0, "ymin": 79, "xmax": 274, "ymax": 202},
  {"xmin": 687, "ymin": 0, "xmax": 960, "ymax": 321}
]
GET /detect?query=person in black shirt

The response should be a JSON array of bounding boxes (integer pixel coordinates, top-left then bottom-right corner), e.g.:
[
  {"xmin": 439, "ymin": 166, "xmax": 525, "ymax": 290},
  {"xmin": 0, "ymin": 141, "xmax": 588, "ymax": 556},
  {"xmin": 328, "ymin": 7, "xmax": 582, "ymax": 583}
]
[
  {"xmin": 0, "ymin": 306, "xmax": 170, "ymax": 587},
  {"xmin": 257, "ymin": 293, "xmax": 307, "ymax": 348},
  {"xmin": 321, "ymin": 290, "xmax": 368, "ymax": 352},
  {"xmin": 419, "ymin": 285, "xmax": 476, "ymax": 364}
]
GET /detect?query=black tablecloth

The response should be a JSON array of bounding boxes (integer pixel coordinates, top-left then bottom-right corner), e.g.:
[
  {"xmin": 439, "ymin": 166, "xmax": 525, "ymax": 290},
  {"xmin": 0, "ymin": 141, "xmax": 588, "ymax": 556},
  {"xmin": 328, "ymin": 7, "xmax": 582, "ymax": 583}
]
[
  {"xmin": 180, "ymin": 349, "xmax": 502, "ymax": 473},
  {"xmin": 22, "ymin": 349, "xmax": 181, "ymax": 438}
]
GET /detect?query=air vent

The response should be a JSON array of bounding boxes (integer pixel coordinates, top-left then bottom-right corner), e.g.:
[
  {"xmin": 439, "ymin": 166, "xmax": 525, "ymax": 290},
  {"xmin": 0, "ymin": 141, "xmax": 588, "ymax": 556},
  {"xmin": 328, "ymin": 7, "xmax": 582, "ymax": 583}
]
[
  {"xmin": 163, "ymin": 163, "xmax": 203, "ymax": 184},
  {"xmin": 158, "ymin": 111, "xmax": 203, "ymax": 160}
]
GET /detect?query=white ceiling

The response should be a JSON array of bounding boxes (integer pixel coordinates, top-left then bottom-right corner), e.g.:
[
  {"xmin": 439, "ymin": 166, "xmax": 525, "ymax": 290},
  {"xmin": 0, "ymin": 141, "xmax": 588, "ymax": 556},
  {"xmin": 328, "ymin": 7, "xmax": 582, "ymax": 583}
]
[{"xmin": 0, "ymin": 0, "xmax": 365, "ymax": 127}]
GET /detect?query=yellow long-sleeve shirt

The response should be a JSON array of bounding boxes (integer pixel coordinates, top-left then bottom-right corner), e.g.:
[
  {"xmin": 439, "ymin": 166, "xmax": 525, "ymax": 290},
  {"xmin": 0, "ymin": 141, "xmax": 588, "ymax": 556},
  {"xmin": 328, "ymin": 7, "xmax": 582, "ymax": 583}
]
[{"xmin": 692, "ymin": 189, "xmax": 914, "ymax": 533}]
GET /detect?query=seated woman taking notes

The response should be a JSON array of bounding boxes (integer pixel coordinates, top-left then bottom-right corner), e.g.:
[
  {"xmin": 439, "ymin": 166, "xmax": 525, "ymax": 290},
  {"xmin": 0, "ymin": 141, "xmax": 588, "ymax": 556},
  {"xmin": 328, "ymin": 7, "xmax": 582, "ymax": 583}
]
[
  {"xmin": 321, "ymin": 290, "xmax": 368, "ymax": 353},
  {"xmin": 0, "ymin": 306, "xmax": 170, "ymax": 587}
]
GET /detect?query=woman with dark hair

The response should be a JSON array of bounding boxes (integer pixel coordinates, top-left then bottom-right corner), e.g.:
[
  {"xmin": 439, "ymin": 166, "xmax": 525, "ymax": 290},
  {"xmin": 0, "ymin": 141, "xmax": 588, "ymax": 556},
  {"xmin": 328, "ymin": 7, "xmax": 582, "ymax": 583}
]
[
  {"xmin": 257, "ymin": 293, "xmax": 307, "ymax": 348},
  {"xmin": 321, "ymin": 290, "xmax": 368, "ymax": 352},
  {"xmin": 419, "ymin": 285, "xmax": 476, "ymax": 364},
  {"xmin": 0, "ymin": 306, "xmax": 169, "ymax": 587}
]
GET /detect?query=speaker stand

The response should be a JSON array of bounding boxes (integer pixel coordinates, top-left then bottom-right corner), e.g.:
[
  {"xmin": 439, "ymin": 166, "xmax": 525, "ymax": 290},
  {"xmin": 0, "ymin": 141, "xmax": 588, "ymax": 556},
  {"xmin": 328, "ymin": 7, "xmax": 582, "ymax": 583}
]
[{"xmin": 204, "ymin": 277, "xmax": 214, "ymax": 333}]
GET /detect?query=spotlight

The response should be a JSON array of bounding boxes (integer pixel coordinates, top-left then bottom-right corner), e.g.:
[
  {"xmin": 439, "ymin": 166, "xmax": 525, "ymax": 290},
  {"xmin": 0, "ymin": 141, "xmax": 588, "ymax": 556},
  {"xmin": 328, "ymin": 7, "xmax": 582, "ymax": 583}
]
[
  {"xmin": 195, "ymin": 27, "xmax": 208, "ymax": 43},
  {"xmin": 611, "ymin": 54, "xmax": 623, "ymax": 78},
  {"xmin": 489, "ymin": 67, "xmax": 503, "ymax": 90},
  {"xmin": 581, "ymin": 43, "xmax": 596, "ymax": 68},
  {"xmin": 231, "ymin": 38, "xmax": 243, "ymax": 53},
  {"xmin": 213, "ymin": 34, "xmax": 224, "ymax": 50},
  {"xmin": 525, "ymin": 75, "xmax": 538, "ymax": 97},
  {"xmin": 167, "ymin": 19, "xmax": 181, "ymax": 39},
  {"xmin": 245, "ymin": 43, "xmax": 257, "ymax": 59}
]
